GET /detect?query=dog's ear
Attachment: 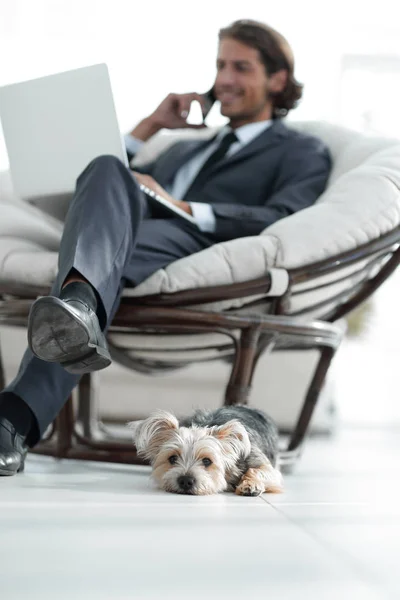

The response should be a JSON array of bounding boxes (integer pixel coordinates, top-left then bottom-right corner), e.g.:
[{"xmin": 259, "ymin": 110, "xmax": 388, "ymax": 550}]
[
  {"xmin": 211, "ymin": 419, "xmax": 251, "ymax": 457},
  {"xmin": 131, "ymin": 411, "xmax": 179, "ymax": 462},
  {"xmin": 127, "ymin": 420, "xmax": 144, "ymax": 439}
]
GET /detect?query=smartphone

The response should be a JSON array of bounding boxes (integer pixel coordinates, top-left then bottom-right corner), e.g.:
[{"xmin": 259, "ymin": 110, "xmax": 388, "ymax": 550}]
[{"xmin": 201, "ymin": 87, "xmax": 217, "ymax": 123}]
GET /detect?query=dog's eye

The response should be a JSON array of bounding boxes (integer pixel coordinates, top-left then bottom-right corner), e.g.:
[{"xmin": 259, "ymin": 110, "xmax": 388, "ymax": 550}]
[
  {"xmin": 202, "ymin": 458, "xmax": 212, "ymax": 467},
  {"xmin": 168, "ymin": 455, "xmax": 178, "ymax": 465}
]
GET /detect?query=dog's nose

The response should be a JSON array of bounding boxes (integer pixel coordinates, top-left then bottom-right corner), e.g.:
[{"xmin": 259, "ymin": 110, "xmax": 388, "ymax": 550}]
[{"xmin": 178, "ymin": 475, "xmax": 195, "ymax": 492}]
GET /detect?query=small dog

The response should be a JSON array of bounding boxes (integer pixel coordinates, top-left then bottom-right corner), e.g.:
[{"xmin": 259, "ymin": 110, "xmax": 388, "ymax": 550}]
[{"xmin": 130, "ymin": 406, "xmax": 283, "ymax": 496}]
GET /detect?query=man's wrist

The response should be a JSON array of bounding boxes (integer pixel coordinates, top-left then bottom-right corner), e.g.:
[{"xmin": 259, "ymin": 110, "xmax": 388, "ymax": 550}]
[
  {"xmin": 179, "ymin": 201, "xmax": 193, "ymax": 215},
  {"xmin": 170, "ymin": 199, "xmax": 192, "ymax": 215},
  {"xmin": 130, "ymin": 116, "xmax": 162, "ymax": 142}
]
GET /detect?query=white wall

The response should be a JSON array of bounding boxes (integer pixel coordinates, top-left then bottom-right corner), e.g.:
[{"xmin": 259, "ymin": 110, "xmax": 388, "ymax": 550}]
[{"xmin": 1, "ymin": 0, "xmax": 400, "ymax": 169}]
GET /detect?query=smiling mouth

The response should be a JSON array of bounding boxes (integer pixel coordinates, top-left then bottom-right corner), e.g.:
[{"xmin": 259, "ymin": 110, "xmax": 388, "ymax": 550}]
[{"xmin": 218, "ymin": 92, "xmax": 241, "ymax": 103}]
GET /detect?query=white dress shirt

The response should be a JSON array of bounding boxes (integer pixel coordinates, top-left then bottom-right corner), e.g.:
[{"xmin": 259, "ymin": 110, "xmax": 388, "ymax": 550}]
[{"xmin": 125, "ymin": 119, "xmax": 272, "ymax": 233}]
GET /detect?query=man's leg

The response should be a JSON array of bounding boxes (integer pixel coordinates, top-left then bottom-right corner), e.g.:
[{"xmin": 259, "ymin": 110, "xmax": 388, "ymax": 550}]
[
  {"xmin": 54, "ymin": 155, "xmax": 148, "ymax": 322},
  {"xmin": 27, "ymin": 155, "xmax": 152, "ymax": 374}
]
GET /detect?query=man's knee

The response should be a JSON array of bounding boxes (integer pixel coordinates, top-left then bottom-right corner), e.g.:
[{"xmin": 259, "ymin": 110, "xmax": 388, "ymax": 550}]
[
  {"xmin": 77, "ymin": 154, "xmax": 127, "ymax": 182},
  {"xmin": 91, "ymin": 154, "xmax": 125, "ymax": 168}
]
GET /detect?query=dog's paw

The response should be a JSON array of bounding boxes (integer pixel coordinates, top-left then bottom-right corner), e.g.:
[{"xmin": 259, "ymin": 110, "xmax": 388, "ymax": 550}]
[{"xmin": 235, "ymin": 479, "xmax": 264, "ymax": 497}]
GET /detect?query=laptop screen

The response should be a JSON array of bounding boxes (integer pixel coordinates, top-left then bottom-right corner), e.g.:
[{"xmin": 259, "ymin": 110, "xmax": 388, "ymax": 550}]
[{"xmin": 0, "ymin": 63, "xmax": 127, "ymax": 201}]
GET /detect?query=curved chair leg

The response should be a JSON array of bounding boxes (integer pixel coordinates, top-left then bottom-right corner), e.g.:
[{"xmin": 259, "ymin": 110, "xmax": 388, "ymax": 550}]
[
  {"xmin": 279, "ymin": 345, "xmax": 336, "ymax": 472},
  {"xmin": 248, "ymin": 331, "xmax": 279, "ymax": 387},
  {"xmin": 75, "ymin": 373, "xmax": 126, "ymax": 442},
  {"xmin": 224, "ymin": 327, "xmax": 277, "ymax": 405},
  {"xmin": 32, "ymin": 395, "xmax": 75, "ymax": 459},
  {"xmin": 55, "ymin": 395, "xmax": 74, "ymax": 456},
  {"xmin": 76, "ymin": 373, "xmax": 101, "ymax": 438}
]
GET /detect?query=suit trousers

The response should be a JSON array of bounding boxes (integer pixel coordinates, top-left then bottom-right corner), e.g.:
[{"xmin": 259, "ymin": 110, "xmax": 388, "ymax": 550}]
[{"xmin": 2, "ymin": 155, "xmax": 215, "ymax": 444}]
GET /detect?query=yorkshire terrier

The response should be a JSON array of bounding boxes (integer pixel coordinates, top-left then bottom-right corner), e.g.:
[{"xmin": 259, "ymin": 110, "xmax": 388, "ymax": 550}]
[{"xmin": 130, "ymin": 406, "xmax": 283, "ymax": 496}]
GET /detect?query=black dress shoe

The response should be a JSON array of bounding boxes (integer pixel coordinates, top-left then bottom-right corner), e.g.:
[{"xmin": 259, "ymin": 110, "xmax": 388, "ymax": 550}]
[
  {"xmin": 0, "ymin": 418, "xmax": 28, "ymax": 476},
  {"xmin": 28, "ymin": 296, "xmax": 112, "ymax": 375}
]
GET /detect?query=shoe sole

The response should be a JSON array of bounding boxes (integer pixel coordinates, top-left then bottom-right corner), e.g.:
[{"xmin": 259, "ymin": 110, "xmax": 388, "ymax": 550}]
[
  {"xmin": 28, "ymin": 297, "xmax": 111, "ymax": 375},
  {"xmin": 0, "ymin": 461, "xmax": 25, "ymax": 476}
]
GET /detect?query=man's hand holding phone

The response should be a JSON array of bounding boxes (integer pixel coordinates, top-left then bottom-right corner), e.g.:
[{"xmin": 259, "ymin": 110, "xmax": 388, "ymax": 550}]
[
  {"xmin": 130, "ymin": 90, "xmax": 215, "ymax": 142},
  {"xmin": 150, "ymin": 92, "xmax": 210, "ymax": 130}
]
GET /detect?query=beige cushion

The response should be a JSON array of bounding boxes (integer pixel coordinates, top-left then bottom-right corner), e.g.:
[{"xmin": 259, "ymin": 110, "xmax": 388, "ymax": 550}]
[
  {"xmin": 0, "ymin": 239, "xmax": 58, "ymax": 288},
  {"xmin": 0, "ymin": 170, "xmax": 62, "ymax": 249}
]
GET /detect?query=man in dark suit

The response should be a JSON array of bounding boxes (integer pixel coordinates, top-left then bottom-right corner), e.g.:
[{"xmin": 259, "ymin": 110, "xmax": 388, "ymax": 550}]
[{"xmin": 0, "ymin": 19, "xmax": 331, "ymax": 475}]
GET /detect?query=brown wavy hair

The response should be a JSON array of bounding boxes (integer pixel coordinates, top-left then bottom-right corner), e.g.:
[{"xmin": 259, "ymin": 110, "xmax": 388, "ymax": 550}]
[{"xmin": 218, "ymin": 19, "xmax": 303, "ymax": 118}]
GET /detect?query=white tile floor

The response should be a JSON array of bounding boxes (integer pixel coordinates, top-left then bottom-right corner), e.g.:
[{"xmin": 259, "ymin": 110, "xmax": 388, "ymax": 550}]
[
  {"xmin": 1, "ymin": 426, "xmax": 399, "ymax": 600},
  {"xmin": 1, "ymin": 260, "xmax": 399, "ymax": 600}
]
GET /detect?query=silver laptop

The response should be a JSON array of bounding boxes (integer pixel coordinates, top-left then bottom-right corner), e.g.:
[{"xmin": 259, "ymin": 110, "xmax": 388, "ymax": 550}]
[
  {"xmin": 0, "ymin": 64, "xmax": 128, "ymax": 200},
  {"xmin": 0, "ymin": 63, "xmax": 199, "ymax": 227}
]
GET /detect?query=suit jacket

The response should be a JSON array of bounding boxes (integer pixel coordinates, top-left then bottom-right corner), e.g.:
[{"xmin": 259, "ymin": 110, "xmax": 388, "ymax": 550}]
[{"xmin": 131, "ymin": 119, "xmax": 331, "ymax": 242}]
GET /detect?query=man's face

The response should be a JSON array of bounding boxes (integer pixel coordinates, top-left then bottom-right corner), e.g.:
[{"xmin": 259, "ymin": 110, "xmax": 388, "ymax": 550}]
[{"xmin": 213, "ymin": 38, "xmax": 275, "ymax": 126}]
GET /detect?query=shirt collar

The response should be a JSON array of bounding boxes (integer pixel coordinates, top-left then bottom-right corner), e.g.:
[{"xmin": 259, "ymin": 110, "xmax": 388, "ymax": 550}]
[{"xmin": 217, "ymin": 119, "xmax": 273, "ymax": 145}]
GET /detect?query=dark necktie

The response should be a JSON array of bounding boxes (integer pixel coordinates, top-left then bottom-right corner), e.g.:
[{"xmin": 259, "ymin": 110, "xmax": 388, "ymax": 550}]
[{"xmin": 182, "ymin": 131, "xmax": 238, "ymax": 200}]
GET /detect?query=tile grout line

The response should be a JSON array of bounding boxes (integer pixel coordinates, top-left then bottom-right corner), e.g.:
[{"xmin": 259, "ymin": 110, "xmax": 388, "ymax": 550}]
[{"xmin": 259, "ymin": 495, "xmax": 395, "ymax": 599}]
